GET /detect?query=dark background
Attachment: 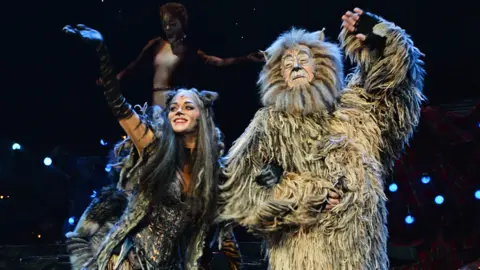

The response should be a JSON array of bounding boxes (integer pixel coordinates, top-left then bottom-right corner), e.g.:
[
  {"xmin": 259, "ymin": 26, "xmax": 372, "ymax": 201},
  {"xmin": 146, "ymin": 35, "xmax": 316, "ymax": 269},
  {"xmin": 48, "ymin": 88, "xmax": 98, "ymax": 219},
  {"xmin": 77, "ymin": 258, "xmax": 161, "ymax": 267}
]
[{"xmin": 1, "ymin": 0, "xmax": 480, "ymax": 268}]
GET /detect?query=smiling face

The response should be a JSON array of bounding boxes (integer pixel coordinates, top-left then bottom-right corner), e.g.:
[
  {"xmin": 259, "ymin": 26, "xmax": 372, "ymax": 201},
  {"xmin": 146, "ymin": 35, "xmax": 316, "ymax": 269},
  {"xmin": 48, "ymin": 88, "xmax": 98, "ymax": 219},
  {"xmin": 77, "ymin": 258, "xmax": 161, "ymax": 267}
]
[
  {"xmin": 281, "ymin": 45, "xmax": 316, "ymax": 88},
  {"xmin": 168, "ymin": 92, "xmax": 201, "ymax": 134}
]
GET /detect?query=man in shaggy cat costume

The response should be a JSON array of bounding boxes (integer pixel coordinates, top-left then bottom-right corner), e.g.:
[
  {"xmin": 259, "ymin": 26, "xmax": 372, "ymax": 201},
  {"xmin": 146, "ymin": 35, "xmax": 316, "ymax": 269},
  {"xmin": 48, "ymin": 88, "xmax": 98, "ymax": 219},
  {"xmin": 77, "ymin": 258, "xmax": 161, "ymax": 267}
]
[{"xmin": 219, "ymin": 7, "xmax": 425, "ymax": 270}]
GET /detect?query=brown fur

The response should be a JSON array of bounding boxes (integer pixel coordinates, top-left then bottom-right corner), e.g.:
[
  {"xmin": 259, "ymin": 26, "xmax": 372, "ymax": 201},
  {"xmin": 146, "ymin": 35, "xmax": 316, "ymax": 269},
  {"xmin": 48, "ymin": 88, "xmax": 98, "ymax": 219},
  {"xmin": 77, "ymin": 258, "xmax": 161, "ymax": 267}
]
[{"xmin": 220, "ymin": 16, "xmax": 425, "ymax": 270}]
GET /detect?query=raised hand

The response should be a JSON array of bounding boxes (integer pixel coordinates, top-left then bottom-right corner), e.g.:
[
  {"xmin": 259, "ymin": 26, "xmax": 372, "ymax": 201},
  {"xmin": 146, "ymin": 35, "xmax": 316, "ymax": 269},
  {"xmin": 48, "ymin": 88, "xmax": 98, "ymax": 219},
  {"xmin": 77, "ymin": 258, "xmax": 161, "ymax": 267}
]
[
  {"xmin": 62, "ymin": 24, "xmax": 104, "ymax": 50},
  {"xmin": 247, "ymin": 51, "xmax": 266, "ymax": 62},
  {"xmin": 323, "ymin": 190, "xmax": 341, "ymax": 212},
  {"xmin": 341, "ymin": 7, "xmax": 366, "ymax": 41}
]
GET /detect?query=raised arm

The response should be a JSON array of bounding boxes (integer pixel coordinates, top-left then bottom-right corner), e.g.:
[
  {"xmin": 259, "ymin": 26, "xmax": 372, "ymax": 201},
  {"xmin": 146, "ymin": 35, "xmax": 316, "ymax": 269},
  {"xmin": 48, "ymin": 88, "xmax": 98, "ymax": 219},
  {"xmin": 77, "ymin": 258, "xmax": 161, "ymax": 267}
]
[
  {"xmin": 116, "ymin": 37, "xmax": 161, "ymax": 81},
  {"xmin": 63, "ymin": 24, "xmax": 155, "ymax": 153},
  {"xmin": 339, "ymin": 8, "xmax": 426, "ymax": 162},
  {"xmin": 198, "ymin": 50, "xmax": 265, "ymax": 67}
]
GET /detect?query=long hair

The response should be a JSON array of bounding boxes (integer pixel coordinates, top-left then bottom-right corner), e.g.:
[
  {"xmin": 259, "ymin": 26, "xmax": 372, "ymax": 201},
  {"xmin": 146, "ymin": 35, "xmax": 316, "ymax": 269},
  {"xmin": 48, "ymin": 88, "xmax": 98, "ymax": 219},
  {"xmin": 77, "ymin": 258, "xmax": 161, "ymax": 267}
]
[{"xmin": 140, "ymin": 88, "xmax": 222, "ymax": 224}]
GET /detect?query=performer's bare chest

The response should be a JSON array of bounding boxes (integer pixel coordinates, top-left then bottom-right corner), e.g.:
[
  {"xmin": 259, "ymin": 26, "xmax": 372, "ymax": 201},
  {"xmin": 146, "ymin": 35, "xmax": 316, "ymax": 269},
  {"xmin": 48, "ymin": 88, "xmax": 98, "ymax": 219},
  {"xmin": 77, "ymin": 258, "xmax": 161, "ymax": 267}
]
[{"xmin": 153, "ymin": 44, "xmax": 180, "ymax": 84}]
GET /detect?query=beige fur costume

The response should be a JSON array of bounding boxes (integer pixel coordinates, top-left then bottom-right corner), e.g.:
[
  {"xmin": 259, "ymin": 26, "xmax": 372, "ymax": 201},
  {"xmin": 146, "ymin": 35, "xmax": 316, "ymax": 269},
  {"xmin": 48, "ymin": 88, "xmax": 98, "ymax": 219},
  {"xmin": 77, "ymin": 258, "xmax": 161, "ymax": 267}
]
[{"xmin": 219, "ymin": 12, "xmax": 425, "ymax": 270}]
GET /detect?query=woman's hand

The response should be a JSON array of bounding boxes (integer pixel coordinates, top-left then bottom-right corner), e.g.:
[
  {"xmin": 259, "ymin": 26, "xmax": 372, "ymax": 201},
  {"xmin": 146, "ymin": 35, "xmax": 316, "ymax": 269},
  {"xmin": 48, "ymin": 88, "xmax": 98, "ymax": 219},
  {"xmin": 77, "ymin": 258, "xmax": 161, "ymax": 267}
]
[{"xmin": 62, "ymin": 24, "xmax": 105, "ymax": 50}]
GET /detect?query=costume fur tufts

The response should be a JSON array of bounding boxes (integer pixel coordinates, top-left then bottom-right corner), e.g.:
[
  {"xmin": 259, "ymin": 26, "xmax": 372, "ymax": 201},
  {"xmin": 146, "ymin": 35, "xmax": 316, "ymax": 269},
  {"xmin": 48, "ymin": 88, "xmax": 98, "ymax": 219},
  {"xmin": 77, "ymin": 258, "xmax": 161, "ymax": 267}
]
[{"xmin": 220, "ymin": 14, "xmax": 425, "ymax": 270}]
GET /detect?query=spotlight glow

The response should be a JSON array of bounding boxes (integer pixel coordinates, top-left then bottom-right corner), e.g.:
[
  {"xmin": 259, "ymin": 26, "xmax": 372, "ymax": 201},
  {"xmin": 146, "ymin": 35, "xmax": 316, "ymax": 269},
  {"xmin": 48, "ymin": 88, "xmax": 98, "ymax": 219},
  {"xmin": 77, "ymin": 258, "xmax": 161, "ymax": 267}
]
[
  {"xmin": 421, "ymin": 176, "xmax": 430, "ymax": 184},
  {"xmin": 68, "ymin": 217, "xmax": 75, "ymax": 225},
  {"xmin": 12, "ymin": 143, "xmax": 21, "ymax": 150},
  {"xmin": 475, "ymin": 190, "xmax": 480, "ymax": 200},
  {"xmin": 434, "ymin": 195, "xmax": 444, "ymax": 205},
  {"xmin": 44, "ymin": 157, "xmax": 52, "ymax": 166},
  {"xmin": 405, "ymin": 215, "xmax": 414, "ymax": 224},
  {"xmin": 389, "ymin": 183, "xmax": 398, "ymax": 192}
]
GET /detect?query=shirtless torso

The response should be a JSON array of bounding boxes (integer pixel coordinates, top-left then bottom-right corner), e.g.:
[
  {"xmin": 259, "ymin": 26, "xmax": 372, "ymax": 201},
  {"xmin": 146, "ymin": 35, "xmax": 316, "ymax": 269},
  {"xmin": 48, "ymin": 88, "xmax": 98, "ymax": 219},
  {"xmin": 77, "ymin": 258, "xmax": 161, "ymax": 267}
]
[
  {"xmin": 118, "ymin": 37, "xmax": 207, "ymax": 107},
  {"xmin": 117, "ymin": 37, "xmax": 263, "ymax": 108},
  {"xmin": 152, "ymin": 41, "xmax": 181, "ymax": 105}
]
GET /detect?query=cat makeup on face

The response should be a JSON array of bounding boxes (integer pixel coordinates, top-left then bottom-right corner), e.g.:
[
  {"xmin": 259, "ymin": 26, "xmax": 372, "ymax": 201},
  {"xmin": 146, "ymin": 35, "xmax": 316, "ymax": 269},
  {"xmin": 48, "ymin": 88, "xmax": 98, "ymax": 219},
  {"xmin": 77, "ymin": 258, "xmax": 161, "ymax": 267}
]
[
  {"xmin": 168, "ymin": 93, "xmax": 201, "ymax": 134},
  {"xmin": 281, "ymin": 45, "xmax": 316, "ymax": 88}
]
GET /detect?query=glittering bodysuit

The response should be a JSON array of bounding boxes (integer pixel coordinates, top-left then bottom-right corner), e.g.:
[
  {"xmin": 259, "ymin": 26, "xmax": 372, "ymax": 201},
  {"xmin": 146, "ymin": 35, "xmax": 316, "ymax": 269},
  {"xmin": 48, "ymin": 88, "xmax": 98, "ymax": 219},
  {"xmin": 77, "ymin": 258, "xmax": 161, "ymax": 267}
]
[
  {"xmin": 66, "ymin": 36, "xmax": 241, "ymax": 270},
  {"xmin": 131, "ymin": 200, "xmax": 193, "ymax": 269}
]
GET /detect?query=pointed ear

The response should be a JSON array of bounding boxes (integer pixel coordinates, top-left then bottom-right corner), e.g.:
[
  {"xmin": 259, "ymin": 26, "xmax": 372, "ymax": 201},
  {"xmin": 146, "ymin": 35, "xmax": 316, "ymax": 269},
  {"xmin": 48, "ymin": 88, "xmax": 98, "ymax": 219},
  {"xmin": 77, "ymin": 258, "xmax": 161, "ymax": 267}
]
[
  {"xmin": 314, "ymin": 28, "xmax": 326, "ymax": 41},
  {"xmin": 260, "ymin": 50, "xmax": 269, "ymax": 62},
  {"xmin": 163, "ymin": 90, "xmax": 177, "ymax": 105},
  {"xmin": 199, "ymin": 90, "xmax": 219, "ymax": 107}
]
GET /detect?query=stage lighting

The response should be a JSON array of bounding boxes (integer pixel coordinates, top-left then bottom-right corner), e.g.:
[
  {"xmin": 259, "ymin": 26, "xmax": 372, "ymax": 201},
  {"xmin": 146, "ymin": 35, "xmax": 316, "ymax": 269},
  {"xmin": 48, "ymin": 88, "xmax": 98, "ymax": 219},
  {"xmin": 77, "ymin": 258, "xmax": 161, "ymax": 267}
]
[
  {"xmin": 12, "ymin": 143, "xmax": 21, "ymax": 150},
  {"xmin": 100, "ymin": 139, "xmax": 108, "ymax": 146},
  {"xmin": 475, "ymin": 190, "xmax": 480, "ymax": 200},
  {"xmin": 389, "ymin": 183, "xmax": 398, "ymax": 192},
  {"xmin": 434, "ymin": 195, "xmax": 444, "ymax": 205},
  {"xmin": 44, "ymin": 157, "xmax": 52, "ymax": 166},
  {"xmin": 68, "ymin": 217, "xmax": 75, "ymax": 225},
  {"xmin": 421, "ymin": 175, "xmax": 430, "ymax": 184},
  {"xmin": 105, "ymin": 165, "xmax": 111, "ymax": 172},
  {"xmin": 405, "ymin": 215, "xmax": 414, "ymax": 224}
]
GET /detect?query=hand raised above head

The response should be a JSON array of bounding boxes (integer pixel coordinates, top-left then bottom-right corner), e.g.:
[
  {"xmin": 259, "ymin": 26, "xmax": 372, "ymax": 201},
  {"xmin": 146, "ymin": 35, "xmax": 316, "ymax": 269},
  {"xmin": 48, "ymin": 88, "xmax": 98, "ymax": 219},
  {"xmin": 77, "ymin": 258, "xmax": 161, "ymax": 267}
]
[
  {"xmin": 62, "ymin": 24, "xmax": 105, "ymax": 49},
  {"xmin": 323, "ymin": 190, "xmax": 341, "ymax": 212},
  {"xmin": 247, "ymin": 51, "xmax": 266, "ymax": 62},
  {"xmin": 341, "ymin": 7, "xmax": 366, "ymax": 41}
]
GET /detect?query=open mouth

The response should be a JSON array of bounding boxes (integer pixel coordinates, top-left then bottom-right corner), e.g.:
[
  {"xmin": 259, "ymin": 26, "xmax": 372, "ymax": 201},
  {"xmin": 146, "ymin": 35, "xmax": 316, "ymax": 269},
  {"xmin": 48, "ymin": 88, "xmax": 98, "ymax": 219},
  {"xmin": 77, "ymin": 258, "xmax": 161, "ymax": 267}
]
[{"xmin": 173, "ymin": 118, "xmax": 188, "ymax": 124}]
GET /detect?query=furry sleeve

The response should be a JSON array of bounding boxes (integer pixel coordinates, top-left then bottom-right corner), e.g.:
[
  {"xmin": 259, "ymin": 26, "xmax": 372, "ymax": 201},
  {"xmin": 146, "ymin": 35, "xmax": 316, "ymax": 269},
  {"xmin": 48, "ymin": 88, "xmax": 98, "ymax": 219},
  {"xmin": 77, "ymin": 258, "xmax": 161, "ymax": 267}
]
[
  {"xmin": 339, "ymin": 13, "xmax": 426, "ymax": 170},
  {"xmin": 90, "ymin": 105, "xmax": 175, "ymax": 270},
  {"xmin": 219, "ymin": 109, "xmax": 296, "ymax": 232},
  {"xmin": 271, "ymin": 129, "xmax": 386, "ymax": 232},
  {"xmin": 65, "ymin": 186, "xmax": 128, "ymax": 270},
  {"xmin": 217, "ymin": 223, "xmax": 242, "ymax": 270}
]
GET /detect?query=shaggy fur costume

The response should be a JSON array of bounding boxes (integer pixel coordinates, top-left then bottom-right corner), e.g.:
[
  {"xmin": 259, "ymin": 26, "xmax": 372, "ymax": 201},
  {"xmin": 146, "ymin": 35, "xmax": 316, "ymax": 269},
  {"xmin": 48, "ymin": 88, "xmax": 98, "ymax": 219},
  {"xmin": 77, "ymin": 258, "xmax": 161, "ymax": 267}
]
[
  {"xmin": 63, "ymin": 25, "xmax": 242, "ymax": 269},
  {"xmin": 66, "ymin": 106, "xmax": 239, "ymax": 270},
  {"xmin": 219, "ymin": 13, "xmax": 425, "ymax": 270},
  {"xmin": 66, "ymin": 106, "xmax": 202, "ymax": 270}
]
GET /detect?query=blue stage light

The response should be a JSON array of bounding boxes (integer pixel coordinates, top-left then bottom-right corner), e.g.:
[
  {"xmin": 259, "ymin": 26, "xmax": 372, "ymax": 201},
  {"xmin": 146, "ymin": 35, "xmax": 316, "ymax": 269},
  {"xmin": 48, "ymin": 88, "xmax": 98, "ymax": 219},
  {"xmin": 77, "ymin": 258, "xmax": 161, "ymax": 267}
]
[
  {"xmin": 421, "ymin": 176, "xmax": 430, "ymax": 184},
  {"xmin": 405, "ymin": 215, "xmax": 414, "ymax": 224},
  {"xmin": 434, "ymin": 195, "xmax": 444, "ymax": 205},
  {"xmin": 44, "ymin": 157, "xmax": 52, "ymax": 166}
]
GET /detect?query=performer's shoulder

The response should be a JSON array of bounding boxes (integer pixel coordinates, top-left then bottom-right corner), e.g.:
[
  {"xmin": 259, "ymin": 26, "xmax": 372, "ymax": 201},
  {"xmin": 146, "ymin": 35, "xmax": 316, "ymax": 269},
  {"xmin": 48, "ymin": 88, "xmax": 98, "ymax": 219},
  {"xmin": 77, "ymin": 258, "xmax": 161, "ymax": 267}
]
[{"xmin": 145, "ymin": 37, "xmax": 164, "ymax": 48}]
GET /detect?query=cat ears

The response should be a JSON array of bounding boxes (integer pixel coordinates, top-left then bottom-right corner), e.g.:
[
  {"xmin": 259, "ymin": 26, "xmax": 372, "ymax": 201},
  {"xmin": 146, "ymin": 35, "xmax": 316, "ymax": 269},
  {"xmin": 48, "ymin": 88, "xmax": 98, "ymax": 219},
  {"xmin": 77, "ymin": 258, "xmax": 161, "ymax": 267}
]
[
  {"xmin": 199, "ymin": 90, "xmax": 219, "ymax": 107},
  {"xmin": 164, "ymin": 90, "xmax": 177, "ymax": 106},
  {"xmin": 314, "ymin": 27, "xmax": 326, "ymax": 41},
  {"xmin": 163, "ymin": 89, "xmax": 219, "ymax": 108},
  {"xmin": 261, "ymin": 27, "xmax": 327, "ymax": 62}
]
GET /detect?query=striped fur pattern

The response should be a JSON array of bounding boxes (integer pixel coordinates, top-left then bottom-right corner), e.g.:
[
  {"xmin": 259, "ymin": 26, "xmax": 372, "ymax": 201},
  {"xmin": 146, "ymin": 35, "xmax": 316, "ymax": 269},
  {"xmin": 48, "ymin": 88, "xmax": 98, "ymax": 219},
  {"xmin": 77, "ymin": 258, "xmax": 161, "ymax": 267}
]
[
  {"xmin": 65, "ymin": 186, "xmax": 129, "ymax": 270},
  {"xmin": 220, "ymin": 15, "xmax": 425, "ymax": 270},
  {"xmin": 218, "ymin": 225, "xmax": 242, "ymax": 270},
  {"xmin": 68, "ymin": 102, "xmax": 227, "ymax": 270}
]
